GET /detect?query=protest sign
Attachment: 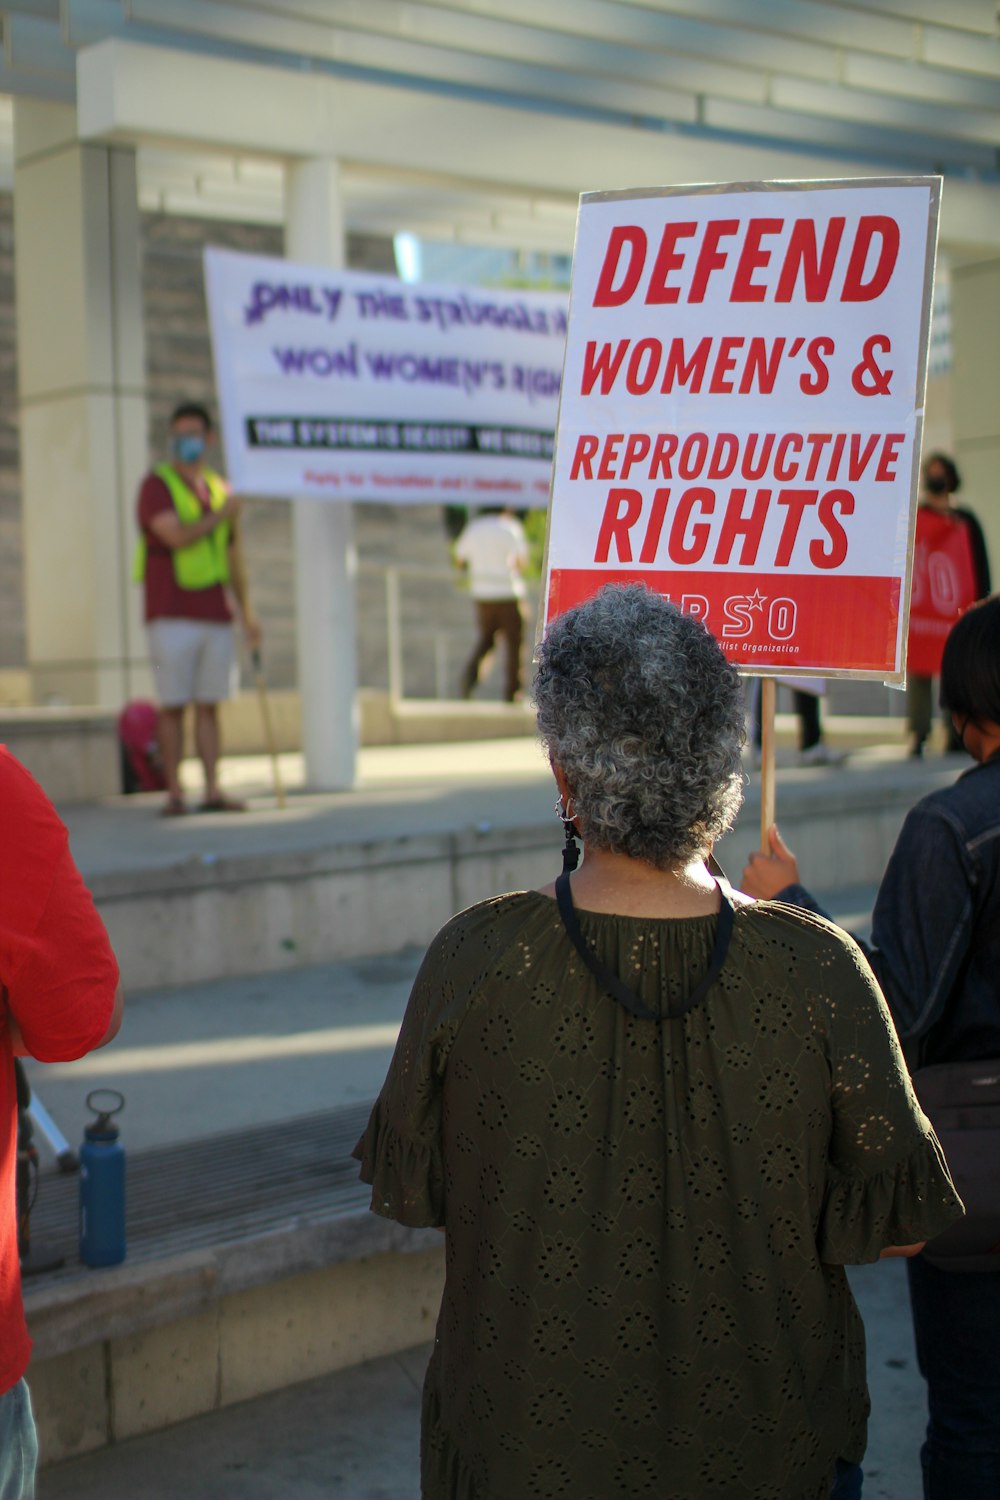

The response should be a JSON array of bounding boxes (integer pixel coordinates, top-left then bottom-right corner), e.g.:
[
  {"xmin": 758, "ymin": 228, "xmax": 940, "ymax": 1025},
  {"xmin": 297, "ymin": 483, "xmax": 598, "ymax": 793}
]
[
  {"xmin": 543, "ymin": 177, "xmax": 940, "ymax": 680},
  {"xmin": 204, "ymin": 247, "xmax": 568, "ymax": 506}
]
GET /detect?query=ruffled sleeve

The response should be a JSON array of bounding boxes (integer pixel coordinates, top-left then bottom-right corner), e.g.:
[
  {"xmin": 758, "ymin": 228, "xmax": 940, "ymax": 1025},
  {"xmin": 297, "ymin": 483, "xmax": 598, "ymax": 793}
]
[
  {"xmin": 353, "ymin": 1095, "xmax": 445, "ymax": 1227},
  {"xmin": 353, "ymin": 905, "xmax": 497, "ymax": 1228},
  {"xmin": 817, "ymin": 1130, "xmax": 963, "ymax": 1264},
  {"xmin": 815, "ymin": 936, "xmax": 965, "ymax": 1264}
]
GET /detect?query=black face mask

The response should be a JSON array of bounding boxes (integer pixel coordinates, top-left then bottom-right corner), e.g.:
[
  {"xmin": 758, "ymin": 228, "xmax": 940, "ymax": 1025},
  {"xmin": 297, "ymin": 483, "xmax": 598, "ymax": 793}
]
[{"xmin": 925, "ymin": 474, "xmax": 949, "ymax": 496}]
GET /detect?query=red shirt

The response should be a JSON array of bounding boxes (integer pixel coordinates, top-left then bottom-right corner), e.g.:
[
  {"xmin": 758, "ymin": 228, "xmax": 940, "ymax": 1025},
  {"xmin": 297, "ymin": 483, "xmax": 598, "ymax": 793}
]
[
  {"xmin": 137, "ymin": 470, "xmax": 232, "ymax": 624},
  {"xmin": 0, "ymin": 749, "xmax": 119, "ymax": 1393}
]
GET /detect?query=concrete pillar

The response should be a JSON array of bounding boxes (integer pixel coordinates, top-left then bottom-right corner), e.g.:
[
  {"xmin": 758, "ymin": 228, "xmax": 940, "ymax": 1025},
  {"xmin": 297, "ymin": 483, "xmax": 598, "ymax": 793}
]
[
  {"xmin": 13, "ymin": 100, "xmax": 149, "ymax": 706},
  {"xmin": 284, "ymin": 158, "xmax": 359, "ymax": 790},
  {"xmin": 949, "ymin": 256, "xmax": 1000, "ymax": 574}
]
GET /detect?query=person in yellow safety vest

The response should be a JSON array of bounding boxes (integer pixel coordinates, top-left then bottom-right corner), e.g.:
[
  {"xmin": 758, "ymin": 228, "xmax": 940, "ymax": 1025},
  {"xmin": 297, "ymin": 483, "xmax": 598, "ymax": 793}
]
[{"xmin": 134, "ymin": 401, "xmax": 261, "ymax": 816}]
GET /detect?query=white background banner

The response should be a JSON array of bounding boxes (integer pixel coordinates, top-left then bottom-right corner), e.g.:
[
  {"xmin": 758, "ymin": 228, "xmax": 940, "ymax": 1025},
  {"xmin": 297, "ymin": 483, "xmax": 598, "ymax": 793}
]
[
  {"xmin": 204, "ymin": 247, "xmax": 568, "ymax": 506},
  {"xmin": 543, "ymin": 178, "xmax": 939, "ymax": 678}
]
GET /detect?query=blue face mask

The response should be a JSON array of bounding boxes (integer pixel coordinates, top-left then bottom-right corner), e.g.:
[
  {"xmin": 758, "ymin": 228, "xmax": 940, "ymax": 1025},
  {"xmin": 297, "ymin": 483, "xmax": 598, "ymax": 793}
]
[{"xmin": 171, "ymin": 433, "xmax": 206, "ymax": 465}]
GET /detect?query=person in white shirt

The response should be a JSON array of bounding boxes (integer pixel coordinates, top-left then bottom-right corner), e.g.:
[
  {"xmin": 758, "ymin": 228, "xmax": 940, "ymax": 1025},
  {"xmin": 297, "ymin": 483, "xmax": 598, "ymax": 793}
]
[{"xmin": 454, "ymin": 507, "xmax": 530, "ymax": 702}]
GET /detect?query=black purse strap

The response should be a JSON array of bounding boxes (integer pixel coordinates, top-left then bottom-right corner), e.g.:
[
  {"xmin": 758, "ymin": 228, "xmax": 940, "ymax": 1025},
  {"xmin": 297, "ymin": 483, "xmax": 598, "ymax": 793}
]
[{"xmin": 555, "ymin": 871, "xmax": 735, "ymax": 1022}]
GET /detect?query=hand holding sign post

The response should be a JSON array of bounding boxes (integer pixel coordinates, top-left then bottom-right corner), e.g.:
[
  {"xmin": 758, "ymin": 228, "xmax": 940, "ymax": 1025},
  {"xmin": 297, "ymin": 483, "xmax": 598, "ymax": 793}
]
[{"xmin": 542, "ymin": 177, "xmax": 940, "ymax": 851}]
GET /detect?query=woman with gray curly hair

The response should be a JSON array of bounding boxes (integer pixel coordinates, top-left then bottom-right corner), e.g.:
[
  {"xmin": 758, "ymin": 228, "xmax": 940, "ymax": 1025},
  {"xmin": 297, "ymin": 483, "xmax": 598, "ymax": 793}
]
[
  {"xmin": 535, "ymin": 581, "xmax": 744, "ymax": 873},
  {"xmin": 355, "ymin": 583, "xmax": 961, "ymax": 1500}
]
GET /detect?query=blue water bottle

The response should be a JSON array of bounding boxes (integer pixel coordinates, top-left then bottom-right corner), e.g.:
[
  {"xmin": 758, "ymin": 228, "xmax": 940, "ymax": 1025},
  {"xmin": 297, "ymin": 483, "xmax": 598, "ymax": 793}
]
[{"xmin": 79, "ymin": 1089, "xmax": 126, "ymax": 1267}]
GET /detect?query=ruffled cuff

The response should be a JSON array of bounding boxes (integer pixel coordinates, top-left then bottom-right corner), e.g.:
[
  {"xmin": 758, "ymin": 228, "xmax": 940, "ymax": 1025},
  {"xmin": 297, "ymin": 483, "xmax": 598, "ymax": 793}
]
[
  {"xmin": 421, "ymin": 1379, "xmax": 484, "ymax": 1500},
  {"xmin": 817, "ymin": 1131, "xmax": 964, "ymax": 1264},
  {"xmin": 353, "ymin": 1098, "xmax": 445, "ymax": 1228}
]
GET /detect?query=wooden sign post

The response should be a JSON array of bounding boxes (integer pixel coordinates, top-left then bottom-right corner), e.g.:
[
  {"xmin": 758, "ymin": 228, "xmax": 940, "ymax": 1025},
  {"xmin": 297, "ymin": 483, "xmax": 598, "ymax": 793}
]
[{"xmin": 759, "ymin": 678, "xmax": 777, "ymax": 852}]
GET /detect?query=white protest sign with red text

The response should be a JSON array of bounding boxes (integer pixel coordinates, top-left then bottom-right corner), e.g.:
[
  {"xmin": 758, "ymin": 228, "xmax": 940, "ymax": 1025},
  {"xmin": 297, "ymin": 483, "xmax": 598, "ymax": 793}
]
[{"xmin": 543, "ymin": 178, "xmax": 939, "ymax": 678}]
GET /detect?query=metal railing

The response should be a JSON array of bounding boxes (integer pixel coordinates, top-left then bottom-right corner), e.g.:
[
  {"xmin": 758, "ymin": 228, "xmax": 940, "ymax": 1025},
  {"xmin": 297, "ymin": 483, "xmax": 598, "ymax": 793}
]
[{"xmin": 358, "ymin": 559, "xmax": 539, "ymax": 701}]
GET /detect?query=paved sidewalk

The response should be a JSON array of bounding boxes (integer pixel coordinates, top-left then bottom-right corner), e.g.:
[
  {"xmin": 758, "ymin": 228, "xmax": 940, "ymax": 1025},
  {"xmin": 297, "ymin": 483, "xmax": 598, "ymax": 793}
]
[
  {"xmin": 22, "ymin": 949, "xmax": 424, "ymax": 1156},
  {"xmin": 59, "ymin": 738, "xmax": 558, "ymax": 882},
  {"xmin": 40, "ymin": 1260, "xmax": 924, "ymax": 1500},
  {"xmin": 39, "ymin": 1343, "xmax": 428, "ymax": 1500}
]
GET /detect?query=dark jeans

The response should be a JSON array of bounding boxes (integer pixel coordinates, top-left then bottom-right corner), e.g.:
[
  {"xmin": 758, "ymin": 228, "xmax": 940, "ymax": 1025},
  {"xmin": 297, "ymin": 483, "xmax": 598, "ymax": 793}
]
[
  {"xmin": 906, "ymin": 674, "xmax": 963, "ymax": 751},
  {"xmin": 908, "ymin": 1254, "xmax": 1000, "ymax": 1499},
  {"xmin": 829, "ymin": 1459, "xmax": 863, "ymax": 1499},
  {"xmin": 462, "ymin": 598, "xmax": 524, "ymax": 702},
  {"xmin": 0, "ymin": 1379, "xmax": 37, "ymax": 1500},
  {"xmin": 906, "ymin": 672, "xmax": 934, "ymax": 746},
  {"xmin": 793, "ymin": 690, "xmax": 822, "ymax": 752}
]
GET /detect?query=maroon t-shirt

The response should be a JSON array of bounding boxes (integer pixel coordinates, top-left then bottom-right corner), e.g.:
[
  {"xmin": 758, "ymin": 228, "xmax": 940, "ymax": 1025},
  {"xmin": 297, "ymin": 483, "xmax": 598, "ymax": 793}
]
[{"xmin": 137, "ymin": 471, "xmax": 232, "ymax": 623}]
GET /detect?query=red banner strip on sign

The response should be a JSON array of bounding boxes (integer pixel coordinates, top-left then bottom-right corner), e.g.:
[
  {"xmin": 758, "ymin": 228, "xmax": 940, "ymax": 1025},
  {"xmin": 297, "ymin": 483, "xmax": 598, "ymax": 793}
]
[{"xmin": 546, "ymin": 570, "xmax": 901, "ymax": 672}]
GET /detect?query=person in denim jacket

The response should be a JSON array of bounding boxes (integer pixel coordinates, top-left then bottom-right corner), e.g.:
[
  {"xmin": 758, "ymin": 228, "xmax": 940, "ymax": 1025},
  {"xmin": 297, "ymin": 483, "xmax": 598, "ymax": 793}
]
[{"xmin": 742, "ymin": 594, "xmax": 1000, "ymax": 1500}]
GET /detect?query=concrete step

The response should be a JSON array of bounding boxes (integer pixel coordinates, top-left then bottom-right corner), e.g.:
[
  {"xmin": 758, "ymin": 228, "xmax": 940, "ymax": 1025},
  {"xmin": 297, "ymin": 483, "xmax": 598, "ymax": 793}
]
[
  {"xmin": 27, "ymin": 1102, "xmax": 374, "ymax": 1283},
  {"xmin": 58, "ymin": 738, "xmax": 958, "ymax": 994},
  {"xmin": 22, "ymin": 946, "xmax": 435, "ymax": 1466},
  {"xmin": 61, "ymin": 737, "xmax": 556, "ymax": 993},
  {"xmin": 24, "ymin": 1107, "xmax": 442, "ymax": 1468},
  {"xmin": 27, "ymin": 1214, "xmax": 442, "ymax": 1468}
]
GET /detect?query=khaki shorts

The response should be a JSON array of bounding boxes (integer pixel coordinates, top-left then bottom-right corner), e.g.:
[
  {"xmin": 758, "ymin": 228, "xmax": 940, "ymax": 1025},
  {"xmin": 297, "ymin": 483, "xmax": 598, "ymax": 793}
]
[{"xmin": 147, "ymin": 619, "xmax": 237, "ymax": 707}]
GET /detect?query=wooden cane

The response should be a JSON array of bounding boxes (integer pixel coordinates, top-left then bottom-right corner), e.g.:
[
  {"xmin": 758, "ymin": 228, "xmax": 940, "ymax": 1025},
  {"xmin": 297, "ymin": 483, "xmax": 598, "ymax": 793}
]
[
  {"xmin": 251, "ymin": 647, "xmax": 286, "ymax": 810},
  {"xmin": 229, "ymin": 511, "xmax": 286, "ymax": 811},
  {"xmin": 760, "ymin": 676, "xmax": 776, "ymax": 852}
]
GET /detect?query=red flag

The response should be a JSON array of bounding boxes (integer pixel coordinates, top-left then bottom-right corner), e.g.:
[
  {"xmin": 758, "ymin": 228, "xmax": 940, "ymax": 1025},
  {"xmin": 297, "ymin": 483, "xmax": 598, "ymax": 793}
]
[{"xmin": 907, "ymin": 508, "xmax": 979, "ymax": 677}]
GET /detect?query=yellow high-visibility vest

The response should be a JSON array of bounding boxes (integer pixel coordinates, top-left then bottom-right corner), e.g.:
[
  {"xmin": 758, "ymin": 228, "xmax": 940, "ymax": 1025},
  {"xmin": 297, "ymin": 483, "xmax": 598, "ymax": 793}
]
[{"xmin": 133, "ymin": 464, "xmax": 231, "ymax": 589}]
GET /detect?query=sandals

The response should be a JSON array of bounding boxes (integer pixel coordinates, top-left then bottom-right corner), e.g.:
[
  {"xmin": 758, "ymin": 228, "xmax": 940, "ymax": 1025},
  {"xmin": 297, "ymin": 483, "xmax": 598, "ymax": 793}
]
[
  {"xmin": 198, "ymin": 794, "xmax": 247, "ymax": 813},
  {"xmin": 160, "ymin": 793, "xmax": 247, "ymax": 816}
]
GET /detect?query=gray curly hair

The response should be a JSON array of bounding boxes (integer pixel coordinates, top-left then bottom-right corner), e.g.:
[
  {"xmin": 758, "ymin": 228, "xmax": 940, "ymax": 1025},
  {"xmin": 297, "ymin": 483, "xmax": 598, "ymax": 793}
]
[{"xmin": 534, "ymin": 584, "xmax": 745, "ymax": 869}]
